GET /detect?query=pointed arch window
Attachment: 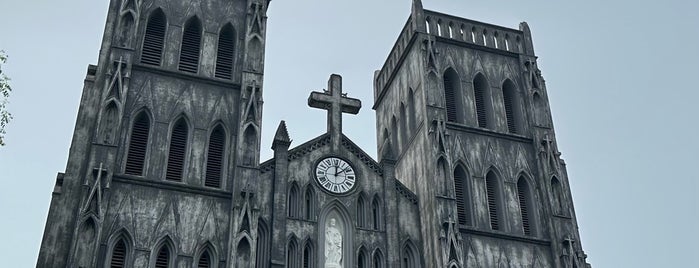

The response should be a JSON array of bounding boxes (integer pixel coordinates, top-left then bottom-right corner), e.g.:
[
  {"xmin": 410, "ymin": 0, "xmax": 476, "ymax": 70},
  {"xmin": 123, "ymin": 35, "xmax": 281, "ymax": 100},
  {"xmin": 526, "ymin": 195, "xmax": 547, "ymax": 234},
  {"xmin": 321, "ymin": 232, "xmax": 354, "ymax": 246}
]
[
  {"xmin": 287, "ymin": 238, "xmax": 299, "ymax": 268},
  {"xmin": 304, "ymin": 186, "xmax": 316, "ymax": 220},
  {"xmin": 473, "ymin": 73, "xmax": 491, "ymax": 129},
  {"xmin": 502, "ymin": 79, "xmax": 521, "ymax": 134},
  {"xmin": 408, "ymin": 89, "xmax": 417, "ymax": 132},
  {"xmin": 357, "ymin": 194, "xmax": 367, "ymax": 228},
  {"xmin": 373, "ymin": 249, "xmax": 384, "ymax": 268},
  {"xmin": 302, "ymin": 241, "xmax": 314, "ymax": 268},
  {"xmin": 443, "ymin": 68, "xmax": 463, "ymax": 123},
  {"xmin": 165, "ymin": 118, "xmax": 188, "ymax": 181},
  {"xmin": 402, "ymin": 243, "xmax": 418, "ymax": 268},
  {"xmin": 125, "ymin": 111, "xmax": 150, "ymax": 176},
  {"xmin": 453, "ymin": 165, "xmax": 471, "ymax": 226},
  {"xmin": 178, "ymin": 17, "xmax": 202, "ymax": 73},
  {"xmin": 400, "ymin": 103, "xmax": 408, "ymax": 147},
  {"xmin": 552, "ymin": 177, "xmax": 564, "ymax": 214},
  {"xmin": 141, "ymin": 9, "xmax": 166, "ymax": 66},
  {"xmin": 517, "ymin": 176, "xmax": 534, "ymax": 236},
  {"xmin": 358, "ymin": 248, "xmax": 369, "ymax": 268},
  {"xmin": 288, "ymin": 184, "xmax": 300, "ymax": 218},
  {"xmin": 205, "ymin": 125, "xmax": 226, "ymax": 188},
  {"xmin": 485, "ymin": 171, "xmax": 501, "ymax": 230},
  {"xmin": 256, "ymin": 220, "xmax": 270, "ymax": 267},
  {"xmin": 372, "ymin": 196, "xmax": 382, "ymax": 230},
  {"xmin": 197, "ymin": 249, "xmax": 211, "ymax": 268},
  {"xmin": 215, "ymin": 24, "xmax": 236, "ymax": 79},
  {"xmin": 390, "ymin": 117, "xmax": 399, "ymax": 154},
  {"xmin": 154, "ymin": 243, "xmax": 171, "ymax": 268},
  {"xmin": 109, "ymin": 238, "xmax": 128, "ymax": 268}
]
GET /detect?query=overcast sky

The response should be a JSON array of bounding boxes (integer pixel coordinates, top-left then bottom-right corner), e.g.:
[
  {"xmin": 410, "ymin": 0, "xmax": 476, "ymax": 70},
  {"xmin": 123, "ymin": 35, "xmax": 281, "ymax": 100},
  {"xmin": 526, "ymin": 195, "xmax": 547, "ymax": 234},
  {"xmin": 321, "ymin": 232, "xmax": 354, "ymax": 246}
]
[{"xmin": 1, "ymin": 0, "xmax": 698, "ymax": 267}]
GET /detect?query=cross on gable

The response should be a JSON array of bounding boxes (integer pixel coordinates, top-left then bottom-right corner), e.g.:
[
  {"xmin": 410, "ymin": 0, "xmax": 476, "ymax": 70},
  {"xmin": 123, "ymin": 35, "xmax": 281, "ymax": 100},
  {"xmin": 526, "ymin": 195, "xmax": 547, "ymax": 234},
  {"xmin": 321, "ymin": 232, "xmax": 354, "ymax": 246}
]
[{"xmin": 308, "ymin": 74, "xmax": 361, "ymax": 145}]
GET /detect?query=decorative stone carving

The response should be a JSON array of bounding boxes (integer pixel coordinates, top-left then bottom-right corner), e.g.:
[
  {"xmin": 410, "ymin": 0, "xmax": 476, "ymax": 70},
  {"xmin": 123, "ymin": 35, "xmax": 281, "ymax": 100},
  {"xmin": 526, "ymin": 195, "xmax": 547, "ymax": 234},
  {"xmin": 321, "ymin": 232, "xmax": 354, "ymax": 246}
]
[{"xmin": 325, "ymin": 218, "xmax": 343, "ymax": 267}]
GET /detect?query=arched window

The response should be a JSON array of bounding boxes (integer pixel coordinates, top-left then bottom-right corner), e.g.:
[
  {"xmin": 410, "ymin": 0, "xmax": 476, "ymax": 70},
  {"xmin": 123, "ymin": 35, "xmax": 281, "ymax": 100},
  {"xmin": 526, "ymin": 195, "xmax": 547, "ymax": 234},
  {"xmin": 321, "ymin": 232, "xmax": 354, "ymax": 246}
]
[
  {"xmin": 485, "ymin": 171, "xmax": 501, "ymax": 230},
  {"xmin": 502, "ymin": 79, "xmax": 521, "ymax": 134},
  {"xmin": 154, "ymin": 243, "xmax": 171, "ymax": 268},
  {"xmin": 408, "ymin": 89, "xmax": 416, "ymax": 132},
  {"xmin": 443, "ymin": 68, "xmax": 463, "ymax": 123},
  {"xmin": 358, "ymin": 247, "xmax": 369, "ymax": 268},
  {"xmin": 256, "ymin": 220, "xmax": 270, "ymax": 267},
  {"xmin": 517, "ymin": 176, "xmax": 534, "ymax": 236},
  {"xmin": 400, "ymin": 103, "xmax": 408, "ymax": 147},
  {"xmin": 287, "ymin": 238, "xmax": 298, "ymax": 268},
  {"xmin": 302, "ymin": 241, "xmax": 314, "ymax": 268},
  {"xmin": 205, "ymin": 125, "xmax": 225, "ymax": 188},
  {"xmin": 473, "ymin": 73, "xmax": 491, "ymax": 129},
  {"xmin": 288, "ymin": 184, "xmax": 300, "ymax": 218},
  {"xmin": 372, "ymin": 196, "xmax": 382, "ymax": 230},
  {"xmin": 141, "ymin": 9, "xmax": 166, "ymax": 66},
  {"xmin": 215, "ymin": 24, "xmax": 235, "ymax": 79},
  {"xmin": 125, "ymin": 111, "xmax": 150, "ymax": 176},
  {"xmin": 178, "ymin": 16, "xmax": 202, "ymax": 73},
  {"xmin": 304, "ymin": 187, "xmax": 316, "ymax": 220},
  {"xmin": 166, "ymin": 118, "xmax": 188, "ymax": 181},
  {"xmin": 402, "ymin": 242, "xmax": 418, "ymax": 268},
  {"xmin": 197, "ymin": 249, "xmax": 211, "ymax": 268},
  {"xmin": 391, "ymin": 117, "xmax": 398, "ymax": 154},
  {"xmin": 373, "ymin": 249, "xmax": 384, "ymax": 268},
  {"xmin": 108, "ymin": 237, "xmax": 128, "ymax": 268},
  {"xmin": 454, "ymin": 165, "xmax": 470, "ymax": 226},
  {"xmin": 552, "ymin": 177, "xmax": 564, "ymax": 214},
  {"xmin": 357, "ymin": 194, "xmax": 367, "ymax": 228},
  {"xmin": 436, "ymin": 158, "xmax": 448, "ymax": 195}
]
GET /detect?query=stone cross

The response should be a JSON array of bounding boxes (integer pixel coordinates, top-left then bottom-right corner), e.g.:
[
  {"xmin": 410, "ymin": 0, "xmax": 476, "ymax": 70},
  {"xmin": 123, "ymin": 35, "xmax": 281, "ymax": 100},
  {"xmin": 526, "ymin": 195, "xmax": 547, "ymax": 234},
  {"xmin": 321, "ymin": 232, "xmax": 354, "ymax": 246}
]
[{"xmin": 308, "ymin": 74, "xmax": 361, "ymax": 150}]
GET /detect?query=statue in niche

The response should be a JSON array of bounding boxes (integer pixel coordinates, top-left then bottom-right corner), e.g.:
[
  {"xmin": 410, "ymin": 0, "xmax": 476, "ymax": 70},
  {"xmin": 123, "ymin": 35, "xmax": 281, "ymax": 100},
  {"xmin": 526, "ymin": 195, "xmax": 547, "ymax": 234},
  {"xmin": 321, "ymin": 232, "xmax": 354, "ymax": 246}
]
[{"xmin": 325, "ymin": 218, "xmax": 343, "ymax": 268}]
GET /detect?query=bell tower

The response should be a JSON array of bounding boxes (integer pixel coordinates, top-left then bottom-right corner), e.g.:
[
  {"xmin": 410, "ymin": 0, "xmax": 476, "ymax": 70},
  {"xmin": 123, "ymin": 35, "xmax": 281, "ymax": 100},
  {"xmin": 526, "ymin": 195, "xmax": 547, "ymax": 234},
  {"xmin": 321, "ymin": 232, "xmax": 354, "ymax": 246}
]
[
  {"xmin": 37, "ymin": 0, "xmax": 271, "ymax": 267},
  {"xmin": 372, "ymin": 0, "xmax": 591, "ymax": 267}
]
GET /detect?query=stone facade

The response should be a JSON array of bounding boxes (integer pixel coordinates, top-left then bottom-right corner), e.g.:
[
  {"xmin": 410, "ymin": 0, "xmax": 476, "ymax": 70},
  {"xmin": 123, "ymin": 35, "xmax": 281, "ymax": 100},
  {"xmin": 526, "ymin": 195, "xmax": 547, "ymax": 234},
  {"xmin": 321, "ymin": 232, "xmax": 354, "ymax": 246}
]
[{"xmin": 37, "ymin": 0, "xmax": 591, "ymax": 267}]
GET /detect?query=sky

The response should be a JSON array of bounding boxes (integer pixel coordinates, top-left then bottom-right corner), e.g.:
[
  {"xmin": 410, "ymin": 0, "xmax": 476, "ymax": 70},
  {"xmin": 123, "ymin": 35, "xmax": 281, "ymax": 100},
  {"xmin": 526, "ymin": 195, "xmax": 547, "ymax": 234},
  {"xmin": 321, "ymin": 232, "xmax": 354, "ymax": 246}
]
[{"xmin": 0, "ymin": 0, "xmax": 698, "ymax": 267}]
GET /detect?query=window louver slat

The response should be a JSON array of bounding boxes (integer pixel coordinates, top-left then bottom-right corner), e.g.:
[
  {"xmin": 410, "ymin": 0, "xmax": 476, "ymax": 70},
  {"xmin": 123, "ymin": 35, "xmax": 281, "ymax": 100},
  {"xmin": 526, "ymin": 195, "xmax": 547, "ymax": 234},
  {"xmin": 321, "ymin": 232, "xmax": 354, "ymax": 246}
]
[
  {"xmin": 504, "ymin": 90, "xmax": 517, "ymax": 133},
  {"xmin": 474, "ymin": 81, "xmax": 487, "ymax": 128},
  {"xmin": 453, "ymin": 170, "xmax": 468, "ymax": 225},
  {"xmin": 205, "ymin": 127, "xmax": 225, "ymax": 188},
  {"xmin": 198, "ymin": 251, "xmax": 210, "ymax": 268},
  {"xmin": 155, "ymin": 246, "xmax": 169, "ymax": 268},
  {"xmin": 444, "ymin": 75, "xmax": 457, "ymax": 122},
  {"xmin": 518, "ymin": 182, "xmax": 531, "ymax": 235},
  {"xmin": 215, "ymin": 26, "xmax": 235, "ymax": 79},
  {"xmin": 486, "ymin": 177, "xmax": 499, "ymax": 230},
  {"xmin": 125, "ymin": 113, "xmax": 150, "ymax": 175},
  {"xmin": 110, "ymin": 239, "xmax": 127, "ymax": 268},
  {"xmin": 141, "ymin": 12, "xmax": 166, "ymax": 66},
  {"xmin": 166, "ymin": 120, "xmax": 188, "ymax": 181},
  {"xmin": 178, "ymin": 19, "xmax": 202, "ymax": 73}
]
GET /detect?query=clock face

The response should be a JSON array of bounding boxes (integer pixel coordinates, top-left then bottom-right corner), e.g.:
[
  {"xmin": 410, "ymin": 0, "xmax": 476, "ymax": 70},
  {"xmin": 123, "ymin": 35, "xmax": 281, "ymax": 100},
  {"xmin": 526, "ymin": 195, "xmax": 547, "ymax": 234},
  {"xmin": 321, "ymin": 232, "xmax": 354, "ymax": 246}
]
[{"xmin": 315, "ymin": 157, "xmax": 357, "ymax": 194}]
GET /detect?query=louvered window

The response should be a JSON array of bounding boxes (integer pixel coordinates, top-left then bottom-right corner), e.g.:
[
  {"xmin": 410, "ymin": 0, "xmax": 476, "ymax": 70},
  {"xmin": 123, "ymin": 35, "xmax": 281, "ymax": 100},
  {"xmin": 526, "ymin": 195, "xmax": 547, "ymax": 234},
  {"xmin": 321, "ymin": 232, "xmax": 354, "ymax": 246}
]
[
  {"xmin": 517, "ymin": 177, "xmax": 532, "ymax": 235},
  {"xmin": 205, "ymin": 126, "xmax": 225, "ymax": 188},
  {"xmin": 178, "ymin": 17, "xmax": 202, "ymax": 73},
  {"xmin": 125, "ymin": 112, "xmax": 150, "ymax": 175},
  {"xmin": 215, "ymin": 25, "xmax": 235, "ymax": 79},
  {"xmin": 166, "ymin": 119, "xmax": 188, "ymax": 181},
  {"xmin": 453, "ymin": 167, "xmax": 469, "ymax": 225},
  {"xmin": 110, "ymin": 239, "xmax": 127, "ymax": 268},
  {"xmin": 198, "ymin": 250, "xmax": 210, "ymax": 268},
  {"xmin": 503, "ymin": 80, "xmax": 518, "ymax": 134},
  {"xmin": 155, "ymin": 245, "xmax": 170, "ymax": 268},
  {"xmin": 486, "ymin": 172, "xmax": 500, "ymax": 230},
  {"xmin": 443, "ymin": 69, "xmax": 458, "ymax": 123},
  {"xmin": 141, "ymin": 10, "xmax": 166, "ymax": 66},
  {"xmin": 474, "ymin": 75, "xmax": 488, "ymax": 128}
]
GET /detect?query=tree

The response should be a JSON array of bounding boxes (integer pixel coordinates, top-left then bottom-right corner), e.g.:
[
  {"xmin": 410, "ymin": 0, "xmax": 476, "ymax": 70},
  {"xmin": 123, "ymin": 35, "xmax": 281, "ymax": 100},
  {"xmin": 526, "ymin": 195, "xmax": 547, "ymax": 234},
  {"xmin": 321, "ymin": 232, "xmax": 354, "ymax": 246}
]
[{"xmin": 0, "ymin": 50, "xmax": 12, "ymax": 146}]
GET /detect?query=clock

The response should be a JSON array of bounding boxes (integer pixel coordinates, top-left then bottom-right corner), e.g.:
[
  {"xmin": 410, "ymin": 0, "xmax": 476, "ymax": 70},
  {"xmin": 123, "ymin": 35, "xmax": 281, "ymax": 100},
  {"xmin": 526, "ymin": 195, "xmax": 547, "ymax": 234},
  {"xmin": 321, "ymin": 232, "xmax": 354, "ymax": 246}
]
[{"xmin": 315, "ymin": 157, "xmax": 357, "ymax": 194}]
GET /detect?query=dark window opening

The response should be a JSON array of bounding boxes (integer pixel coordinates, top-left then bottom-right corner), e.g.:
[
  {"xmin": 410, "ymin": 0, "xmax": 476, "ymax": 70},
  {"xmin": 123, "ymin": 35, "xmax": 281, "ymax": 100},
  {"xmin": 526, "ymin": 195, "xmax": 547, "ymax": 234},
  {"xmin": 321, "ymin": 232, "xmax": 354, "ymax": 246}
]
[
  {"xmin": 166, "ymin": 118, "xmax": 188, "ymax": 181},
  {"xmin": 178, "ymin": 17, "xmax": 202, "ymax": 73},
  {"xmin": 141, "ymin": 10, "xmax": 166, "ymax": 66}
]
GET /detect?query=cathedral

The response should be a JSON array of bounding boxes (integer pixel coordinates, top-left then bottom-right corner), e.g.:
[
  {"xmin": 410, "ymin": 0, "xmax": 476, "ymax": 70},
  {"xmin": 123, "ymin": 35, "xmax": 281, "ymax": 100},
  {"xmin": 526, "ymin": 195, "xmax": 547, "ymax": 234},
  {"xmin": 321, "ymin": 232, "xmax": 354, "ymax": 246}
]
[{"xmin": 37, "ymin": 0, "xmax": 592, "ymax": 267}]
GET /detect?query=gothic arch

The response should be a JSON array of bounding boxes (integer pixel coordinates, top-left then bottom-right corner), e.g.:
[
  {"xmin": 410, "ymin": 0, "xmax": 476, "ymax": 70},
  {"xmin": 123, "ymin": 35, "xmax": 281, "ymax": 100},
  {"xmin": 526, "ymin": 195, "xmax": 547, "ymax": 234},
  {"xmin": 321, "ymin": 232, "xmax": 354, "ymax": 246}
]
[
  {"xmin": 74, "ymin": 217, "xmax": 98, "ymax": 267},
  {"xmin": 371, "ymin": 194, "xmax": 383, "ymax": 230},
  {"xmin": 391, "ymin": 116, "xmax": 399, "ymax": 154},
  {"xmin": 408, "ymin": 88, "xmax": 417, "ymax": 132},
  {"xmin": 195, "ymin": 241, "xmax": 217, "ymax": 268},
  {"xmin": 141, "ymin": 8, "xmax": 167, "ymax": 66},
  {"xmin": 304, "ymin": 185, "xmax": 317, "ymax": 220},
  {"xmin": 400, "ymin": 102, "xmax": 408, "ymax": 147},
  {"xmin": 178, "ymin": 16, "xmax": 203, "ymax": 73},
  {"xmin": 287, "ymin": 234, "xmax": 300, "ymax": 268},
  {"xmin": 473, "ymin": 72, "xmax": 494, "ymax": 129},
  {"xmin": 372, "ymin": 248, "xmax": 385, "ymax": 268},
  {"xmin": 255, "ymin": 219, "xmax": 271, "ymax": 267},
  {"xmin": 453, "ymin": 163, "xmax": 472, "ymax": 226},
  {"xmin": 357, "ymin": 245, "xmax": 369, "ymax": 268},
  {"xmin": 205, "ymin": 123, "xmax": 227, "ymax": 188},
  {"xmin": 117, "ymin": 12, "xmax": 136, "ymax": 47},
  {"xmin": 484, "ymin": 168, "xmax": 505, "ymax": 231},
  {"xmin": 150, "ymin": 235, "xmax": 176, "ymax": 268},
  {"xmin": 436, "ymin": 156, "xmax": 450, "ymax": 196},
  {"xmin": 236, "ymin": 236, "xmax": 252, "ymax": 268},
  {"xmin": 241, "ymin": 123, "xmax": 258, "ymax": 166},
  {"xmin": 501, "ymin": 79, "xmax": 523, "ymax": 134},
  {"xmin": 357, "ymin": 192, "xmax": 369, "ymax": 228},
  {"xmin": 443, "ymin": 67, "xmax": 465, "ymax": 124},
  {"xmin": 551, "ymin": 176, "xmax": 565, "ymax": 214},
  {"xmin": 124, "ymin": 108, "xmax": 152, "ymax": 176},
  {"xmin": 302, "ymin": 238, "xmax": 315, "ymax": 268},
  {"xmin": 165, "ymin": 115, "xmax": 191, "ymax": 181},
  {"xmin": 288, "ymin": 182, "xmax": 301, "ymax": 218},
  {"xmin": 99, "ymin": 100, "xmax": 120, "ymax": 144},
  {"xmin": 215, "ymin": 23, "xmax": 236, "ymax": 79},
  {"xmin": 400, "ymin": 239, "xmax": 420, "ymax": 268},
  {"xmin": 516, "ymin": 174, "xmax": 537, "ymax": 236},
  {"xmin": 247, "ymin": 36, "xmax": 263, "ymax": 71},
  {"xmin": 105, "ymin": 228, "xmax": 134, "ymax": 268},
  {"xmin": 318, "ymin": 200, "xmax": 354, "ymax": 268}
]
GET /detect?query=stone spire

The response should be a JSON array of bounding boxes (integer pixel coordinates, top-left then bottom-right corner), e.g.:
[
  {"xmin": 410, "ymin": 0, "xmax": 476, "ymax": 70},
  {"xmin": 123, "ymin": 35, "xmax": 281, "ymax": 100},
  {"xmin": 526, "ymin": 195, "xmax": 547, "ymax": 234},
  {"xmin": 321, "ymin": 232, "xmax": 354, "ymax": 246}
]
[{"xmin": 271, "ymin": 120, "xmax": 291, "ymax": 150}]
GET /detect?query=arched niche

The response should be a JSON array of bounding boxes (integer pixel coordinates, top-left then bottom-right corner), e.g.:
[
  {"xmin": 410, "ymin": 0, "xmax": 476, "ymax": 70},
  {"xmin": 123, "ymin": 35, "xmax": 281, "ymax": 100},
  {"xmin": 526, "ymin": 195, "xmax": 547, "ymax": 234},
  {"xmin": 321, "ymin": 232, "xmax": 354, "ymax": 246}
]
[{"xmin": 318, "ymin": 200, "xmax": 353, "ymax": 268}]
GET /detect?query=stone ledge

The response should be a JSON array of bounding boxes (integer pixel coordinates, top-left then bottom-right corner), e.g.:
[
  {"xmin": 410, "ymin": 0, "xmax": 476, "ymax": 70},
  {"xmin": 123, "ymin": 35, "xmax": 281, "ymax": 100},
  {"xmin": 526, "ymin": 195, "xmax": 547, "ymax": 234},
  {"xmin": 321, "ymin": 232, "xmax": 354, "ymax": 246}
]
[{"xmin": 112, "ymin": 174, "xmax": 231, "ymax": 199}]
